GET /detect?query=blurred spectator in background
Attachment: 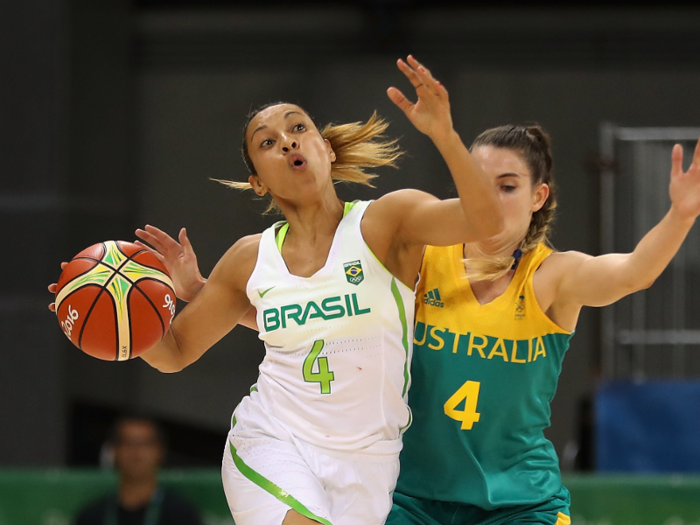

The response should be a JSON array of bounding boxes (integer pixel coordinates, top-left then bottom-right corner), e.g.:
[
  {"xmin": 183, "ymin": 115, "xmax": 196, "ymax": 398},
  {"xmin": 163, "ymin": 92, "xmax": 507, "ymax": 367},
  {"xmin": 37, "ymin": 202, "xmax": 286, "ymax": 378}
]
[{"xmin": 74, "ymin": 415, "xmax": 202, "ymax": 525}]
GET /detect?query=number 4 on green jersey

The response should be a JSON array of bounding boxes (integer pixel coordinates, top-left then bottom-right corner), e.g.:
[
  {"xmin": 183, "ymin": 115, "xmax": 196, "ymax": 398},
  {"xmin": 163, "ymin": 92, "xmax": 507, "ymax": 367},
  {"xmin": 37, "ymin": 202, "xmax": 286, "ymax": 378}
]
[
  {"xmin": 303, "ymin": 340, "xmax": 335, "ymax": 394},
  {"xmin": 444, "ymin": 380, "xmax": 481, "ymax": 430}
]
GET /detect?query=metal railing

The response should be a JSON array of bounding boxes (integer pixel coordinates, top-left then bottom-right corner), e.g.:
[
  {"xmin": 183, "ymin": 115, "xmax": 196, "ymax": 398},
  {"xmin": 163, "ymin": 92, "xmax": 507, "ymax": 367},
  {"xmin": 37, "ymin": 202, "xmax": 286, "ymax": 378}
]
[{"xmin": 600, "ymin": 124, "xmax": 700, "ymax": 380}]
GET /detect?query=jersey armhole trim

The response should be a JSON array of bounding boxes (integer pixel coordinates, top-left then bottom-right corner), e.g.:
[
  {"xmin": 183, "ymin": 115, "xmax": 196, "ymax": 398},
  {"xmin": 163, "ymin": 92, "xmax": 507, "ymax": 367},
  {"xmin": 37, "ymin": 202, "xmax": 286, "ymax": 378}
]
[
  {"xmin": 391, "ymin": 277, "xmax": 411, "ymax": 399},
  {"xmin": 528, "ymin": 249, "xmax": 575, "ymax": 336}
]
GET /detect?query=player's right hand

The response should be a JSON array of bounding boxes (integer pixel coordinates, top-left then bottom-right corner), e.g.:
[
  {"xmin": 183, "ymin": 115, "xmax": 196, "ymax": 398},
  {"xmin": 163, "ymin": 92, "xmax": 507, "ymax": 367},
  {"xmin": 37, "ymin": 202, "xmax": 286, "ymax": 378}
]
[
  {"xmin": 47, "ymin": 262, "xmax": 68, "ymax": 312},
  {"xmin": 387, "ymin": 55, "xmax": 453, "ymax": 144},
  {"xmin": 135, "ymin": 225, "xmax": 206, "ymax": 302}
]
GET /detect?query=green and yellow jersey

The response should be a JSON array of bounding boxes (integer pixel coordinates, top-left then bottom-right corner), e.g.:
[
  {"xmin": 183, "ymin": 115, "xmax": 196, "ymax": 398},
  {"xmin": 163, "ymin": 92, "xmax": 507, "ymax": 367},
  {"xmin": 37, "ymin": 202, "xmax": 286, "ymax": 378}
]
[{"xmin": 396, "ymin": 243, "xmax": 573, "ymax": 510}]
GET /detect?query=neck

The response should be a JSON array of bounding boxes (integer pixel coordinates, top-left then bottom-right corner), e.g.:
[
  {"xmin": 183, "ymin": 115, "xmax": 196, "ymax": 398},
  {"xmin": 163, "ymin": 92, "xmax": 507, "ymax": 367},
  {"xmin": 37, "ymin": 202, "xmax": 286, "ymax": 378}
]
[
  {"xmin": 119, "ymin": 477, "xmax": 157, "ymax": 509},
  {"xmin": 278, "ymin": 191, "xmax": 344, "ymax": 243},
  {"xmin": 463, "ymin": 236, "xmax": 523, "ymax": 260}
]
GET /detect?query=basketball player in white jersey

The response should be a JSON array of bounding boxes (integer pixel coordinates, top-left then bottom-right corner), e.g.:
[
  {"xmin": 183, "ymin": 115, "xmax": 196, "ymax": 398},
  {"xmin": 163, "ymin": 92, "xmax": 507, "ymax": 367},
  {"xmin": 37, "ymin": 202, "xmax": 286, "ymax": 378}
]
[{"xmin": 130, "ymin": 56, "xmax": 504, "ymax": 525}]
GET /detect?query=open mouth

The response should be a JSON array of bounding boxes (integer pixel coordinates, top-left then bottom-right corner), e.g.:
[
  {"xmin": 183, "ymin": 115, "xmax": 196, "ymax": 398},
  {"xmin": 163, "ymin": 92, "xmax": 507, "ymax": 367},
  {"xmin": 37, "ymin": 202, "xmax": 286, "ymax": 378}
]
[{"xmin": 289, "ymin": 153, "xmax": 307, "ymax": 171}]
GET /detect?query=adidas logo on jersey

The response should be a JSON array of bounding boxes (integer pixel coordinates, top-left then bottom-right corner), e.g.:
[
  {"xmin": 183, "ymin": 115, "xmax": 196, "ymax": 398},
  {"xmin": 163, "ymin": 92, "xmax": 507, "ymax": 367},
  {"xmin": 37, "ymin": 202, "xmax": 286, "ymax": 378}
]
[{"xmin": 423, "ymin": 288, "xmax": 444, "ymax": 308}]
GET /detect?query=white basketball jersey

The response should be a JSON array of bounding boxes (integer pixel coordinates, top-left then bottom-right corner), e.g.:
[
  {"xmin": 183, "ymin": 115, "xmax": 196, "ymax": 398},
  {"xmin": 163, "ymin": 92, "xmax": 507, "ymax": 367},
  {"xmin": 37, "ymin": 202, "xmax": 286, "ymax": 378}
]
[{"xmin": 244, "ymin": 200, "xmax": 415, "ymax": 455}]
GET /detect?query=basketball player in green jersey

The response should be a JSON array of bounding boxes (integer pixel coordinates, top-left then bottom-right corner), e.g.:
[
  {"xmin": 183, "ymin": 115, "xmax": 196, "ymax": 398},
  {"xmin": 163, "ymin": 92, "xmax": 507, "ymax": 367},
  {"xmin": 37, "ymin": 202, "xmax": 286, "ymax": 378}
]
[{"xmin": 387, "ymin": 126, "xmax": 700, "ymax": 525}]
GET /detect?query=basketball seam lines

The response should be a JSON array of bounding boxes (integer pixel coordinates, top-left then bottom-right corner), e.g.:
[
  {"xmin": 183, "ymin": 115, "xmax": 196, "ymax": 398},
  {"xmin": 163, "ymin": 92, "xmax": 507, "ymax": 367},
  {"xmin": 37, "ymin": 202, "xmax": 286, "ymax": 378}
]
[
  {"xmin": 126, "ymin": 286, "xmax": 136, "ymax": 360},
  {"xmin": 119, "ymin": 248, "xmax": 171, "ymax": 357},
  {"xmin": 54, "ymin": 260, "xmax": 101, "ymax": 305},
  {"xmin": 77, "ymin": 243, "xmax": 134, "ymax": 359},
  {"xmin": 110, "ymin": 244, "xmax": 148, "ymax": 361},
  {"xmin": 132, "ymin": 280, "xmax": 167, "ymax": 336},
  {"xmin": 69, "ymin": 242, "xmax": 167, "ymax": 361},
  {"xmin": 117, "ymin": 246, "xmax": 172, "ymax": 352}
]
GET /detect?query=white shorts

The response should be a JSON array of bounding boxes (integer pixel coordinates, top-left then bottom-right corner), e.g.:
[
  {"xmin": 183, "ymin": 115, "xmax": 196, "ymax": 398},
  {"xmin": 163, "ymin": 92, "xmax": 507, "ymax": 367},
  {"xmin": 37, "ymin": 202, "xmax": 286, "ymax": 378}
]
[{"xmin": 221, "ymin": 401, "xmax": 400, "ymax": 525}]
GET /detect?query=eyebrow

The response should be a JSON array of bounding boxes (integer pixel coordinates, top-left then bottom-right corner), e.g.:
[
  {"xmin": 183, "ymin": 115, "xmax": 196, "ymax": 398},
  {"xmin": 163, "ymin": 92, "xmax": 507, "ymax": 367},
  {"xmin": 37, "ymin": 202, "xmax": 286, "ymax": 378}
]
[
  {"xmin": 251, "ymin": 124, "xmax": 267, "ymax": 140},
  {"xmin": 497, "ymin": 172, "xmax": 521, "ymax": 179},
  {"xmin": 250, "ymin": 110, "xmax": 305, "ymax": 141}
]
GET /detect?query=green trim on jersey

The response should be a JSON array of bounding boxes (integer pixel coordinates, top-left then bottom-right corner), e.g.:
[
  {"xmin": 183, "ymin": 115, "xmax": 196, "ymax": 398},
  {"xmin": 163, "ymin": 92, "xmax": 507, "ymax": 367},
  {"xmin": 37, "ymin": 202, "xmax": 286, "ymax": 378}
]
[
  {"xmin": 343, "ymin": 200, "xmax": 357, "ymax": 216},
  {"xmin": 275, "ymin": 222, "xmax": 290, "ymax": 252},
  {"xmin": 229, "ymin": 418, "xmax": 333, "ymax": 525},
  {"xmin": 391, "ymin": 277, "xmax": 413, "ymax": 433},
  {"xmin": 391, "ymin": 278, "xmax": 410, "ymax": 397},
  {"xmin": 275, "ymin": 201, "xmax": 357, "ymax": 252},
  {"xmin": 363, "ymin": 232, "xmax": 414, "ymax": 294}
]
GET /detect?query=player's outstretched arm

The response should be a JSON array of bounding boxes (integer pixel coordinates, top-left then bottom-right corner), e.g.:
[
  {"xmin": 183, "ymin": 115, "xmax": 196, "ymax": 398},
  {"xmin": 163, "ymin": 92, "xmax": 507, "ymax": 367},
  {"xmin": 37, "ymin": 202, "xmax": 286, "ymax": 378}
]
[
  {"xmin": 555, "ymin": 137, "xmax": 700, "ymax": 308},
  {"xmin": 135, "ymin": 225, "xmax": 259, "ymax": 330},
  {"xmin": 385, "ymin": 55, "xmax": 504, "ymax": 246},
  {"xmin": 140, "ymin": 234, "xmax": 260, "ymax": 372}
]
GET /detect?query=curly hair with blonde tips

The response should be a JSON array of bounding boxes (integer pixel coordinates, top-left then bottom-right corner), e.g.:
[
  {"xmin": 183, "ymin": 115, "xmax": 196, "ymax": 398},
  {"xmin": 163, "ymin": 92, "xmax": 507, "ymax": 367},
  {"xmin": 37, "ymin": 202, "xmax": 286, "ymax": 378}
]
[
  {"xmin": 463, "ymin": 124, "xmax": 557, "ymax": 281},
  {"xmin": 214, "ymin": 103, "xmax": 403, "ymax": 214}
]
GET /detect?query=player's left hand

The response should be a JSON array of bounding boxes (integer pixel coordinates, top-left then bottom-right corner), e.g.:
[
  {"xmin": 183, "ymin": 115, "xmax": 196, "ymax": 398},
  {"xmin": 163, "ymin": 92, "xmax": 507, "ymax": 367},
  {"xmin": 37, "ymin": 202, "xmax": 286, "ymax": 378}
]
[
  {"xmin": 135, "ymin": 225, "xmax": 205, "ymax": 302},
  {"xmin": 669, "ymin": 136, "xmax": 700, "ymax": 221},
  {"xmin": 387, "ymin": 55, "xmax": 453, "ymax": 143}
]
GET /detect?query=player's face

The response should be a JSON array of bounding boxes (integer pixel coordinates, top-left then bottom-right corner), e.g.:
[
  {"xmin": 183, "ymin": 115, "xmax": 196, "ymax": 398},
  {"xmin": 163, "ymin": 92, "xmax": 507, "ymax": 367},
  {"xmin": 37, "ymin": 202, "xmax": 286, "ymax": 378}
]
[
  {"xmin": 112, "ymin": 421, "xmax": 163, "ymax": 482},
  {"xmin": 245, "ymin": 104, "xmax": 336, "ymax": 205},
  {"xmin": 471, "ymin": 146, "xmax": 549, "ymax": 243}
]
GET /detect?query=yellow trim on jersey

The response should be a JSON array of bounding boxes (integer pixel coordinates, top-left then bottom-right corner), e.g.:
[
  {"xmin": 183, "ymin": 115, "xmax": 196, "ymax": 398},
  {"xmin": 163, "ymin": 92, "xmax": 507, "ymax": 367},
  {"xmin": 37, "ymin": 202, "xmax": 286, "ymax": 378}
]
[{"xmin": 555, "ymin": 512, "xmax": 571, "ymax": 525}]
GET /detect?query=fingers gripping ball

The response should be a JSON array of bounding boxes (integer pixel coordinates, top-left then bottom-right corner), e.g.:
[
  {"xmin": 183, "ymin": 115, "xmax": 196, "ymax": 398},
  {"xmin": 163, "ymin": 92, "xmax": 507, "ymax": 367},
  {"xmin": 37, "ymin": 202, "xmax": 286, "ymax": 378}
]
[{"xmin": 55, "ymin": 241, "xmax": 176, "ymax": 361}]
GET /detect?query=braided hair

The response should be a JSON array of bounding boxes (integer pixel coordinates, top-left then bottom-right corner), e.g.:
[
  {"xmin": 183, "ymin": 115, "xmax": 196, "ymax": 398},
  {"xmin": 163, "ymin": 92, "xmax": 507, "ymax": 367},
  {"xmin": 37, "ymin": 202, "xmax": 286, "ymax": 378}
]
[{"xmin": 464, "ymin": 124, "xmax": 557, "ymax": 281}]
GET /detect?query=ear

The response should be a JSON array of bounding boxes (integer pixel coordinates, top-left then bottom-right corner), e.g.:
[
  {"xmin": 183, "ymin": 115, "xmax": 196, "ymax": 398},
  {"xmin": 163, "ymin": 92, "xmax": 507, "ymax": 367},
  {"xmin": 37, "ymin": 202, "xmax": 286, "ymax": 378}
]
[
  {"xmin": 532, "ymin": 183, "xmax": 549, "ymax": 212},
  {"xmin": 248, "ymin": 175, "xmax": 267, "ymax": 197},
  {"xmin": 325, "ymin": 139, "xmax": 336, "ymax": 163}
]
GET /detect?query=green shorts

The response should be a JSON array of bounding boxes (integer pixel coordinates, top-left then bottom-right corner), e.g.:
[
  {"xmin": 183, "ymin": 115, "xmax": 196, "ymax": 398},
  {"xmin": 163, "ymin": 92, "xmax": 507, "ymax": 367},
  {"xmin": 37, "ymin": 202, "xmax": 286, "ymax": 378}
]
[{"xmin": 388, "ymin": 485, "xmax": 571, "ymax": 525}]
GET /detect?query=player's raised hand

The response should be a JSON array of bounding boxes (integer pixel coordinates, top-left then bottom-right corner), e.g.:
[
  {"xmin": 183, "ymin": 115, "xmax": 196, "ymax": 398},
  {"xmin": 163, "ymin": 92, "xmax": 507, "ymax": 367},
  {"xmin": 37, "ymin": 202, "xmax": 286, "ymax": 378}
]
[
  {"xmin": 387, "ymin": 55, "xmax": 453, "ymax": 143},
  {"xmin": 47, "ymin": 262, "xmax": 68, "ymax": 312},
  {"xmin": 135, "ymin": 225, "xmax": 205, "ymax": 302},
  {"xmin": 669, "ymin": 137, "xmax": 700, "ymax": 221}
]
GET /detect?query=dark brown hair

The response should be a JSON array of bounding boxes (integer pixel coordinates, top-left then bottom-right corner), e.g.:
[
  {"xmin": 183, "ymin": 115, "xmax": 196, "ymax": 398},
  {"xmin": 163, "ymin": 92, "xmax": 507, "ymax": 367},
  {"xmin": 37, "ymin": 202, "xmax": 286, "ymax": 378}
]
[{"xmin": 465, "ymin": 124, "xmax": 557, "ymax": 280}]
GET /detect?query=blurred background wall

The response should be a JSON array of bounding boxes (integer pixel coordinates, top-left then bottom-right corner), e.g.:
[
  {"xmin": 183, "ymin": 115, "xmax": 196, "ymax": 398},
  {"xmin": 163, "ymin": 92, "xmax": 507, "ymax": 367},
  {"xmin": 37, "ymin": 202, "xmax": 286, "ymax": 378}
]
[{"xmin": 3, "ymin": 0, "xmax": 700, "ymax": 469}]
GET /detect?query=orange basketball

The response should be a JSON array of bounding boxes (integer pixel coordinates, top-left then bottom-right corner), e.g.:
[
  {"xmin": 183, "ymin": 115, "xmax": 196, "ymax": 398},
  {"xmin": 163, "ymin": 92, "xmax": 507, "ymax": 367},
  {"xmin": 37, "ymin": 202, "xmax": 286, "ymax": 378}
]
[{"xmin": 55, "ymin": 241, "xmax": 176, "ymax": 361}]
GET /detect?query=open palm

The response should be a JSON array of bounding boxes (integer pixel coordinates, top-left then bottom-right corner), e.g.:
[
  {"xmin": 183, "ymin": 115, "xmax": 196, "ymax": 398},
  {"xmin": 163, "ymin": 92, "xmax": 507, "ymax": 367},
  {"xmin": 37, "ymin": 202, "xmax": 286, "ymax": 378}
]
[
  {"xmin": 387, "ymin": 55, "xmax": 453, "ymax": 142},
  {"xmin": 669, "ymin": 137, "xmax": 700, "ymax": 220},
  {"xmin": 135, "ymin": 225, "xmax": 204, "ymax": 302}
]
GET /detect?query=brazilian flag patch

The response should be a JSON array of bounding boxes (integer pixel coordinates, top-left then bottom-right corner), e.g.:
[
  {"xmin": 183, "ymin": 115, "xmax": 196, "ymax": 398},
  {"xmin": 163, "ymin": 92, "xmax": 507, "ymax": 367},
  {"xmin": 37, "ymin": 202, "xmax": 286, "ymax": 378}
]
[{"xmin": 343, "ymin": 260, "xmax": 364, "ymax": 285}]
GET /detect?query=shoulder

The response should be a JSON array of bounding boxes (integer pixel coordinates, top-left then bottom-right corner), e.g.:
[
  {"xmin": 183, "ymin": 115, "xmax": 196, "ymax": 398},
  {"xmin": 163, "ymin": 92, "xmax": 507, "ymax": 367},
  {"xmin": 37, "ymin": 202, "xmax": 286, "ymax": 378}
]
[
  {"xmin": 364, "ymin": 189, "xmax": 437, "ymax": 232},
  {"xmin": 541, "ymin": 250, "xmax": 592, "ymax": 272},
  {"xmin": 536, "ymin": 249, "xmax": 593, "ymax": 291},
  {"xmin": 222, "ymin": 233, "xmax": 263, "ymax": 262},
  {"xmin": 210, "ymin": 233, "xmax": 262, "ymax": 283},
  {"xmin": 370, "ymin": 189, "xmax": 436, "ymax": 212},
  {"xmin": 160, "ymin": 489, "xmax": 202, "ymax": 524}
]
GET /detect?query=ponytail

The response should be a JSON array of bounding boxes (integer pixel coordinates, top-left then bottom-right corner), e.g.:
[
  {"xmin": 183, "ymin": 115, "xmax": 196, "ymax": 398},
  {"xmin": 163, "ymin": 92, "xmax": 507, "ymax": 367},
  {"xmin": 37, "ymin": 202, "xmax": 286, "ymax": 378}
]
[{"xmin": 215, "ymin": 103, "xmax": 402, "ymax": 214}]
